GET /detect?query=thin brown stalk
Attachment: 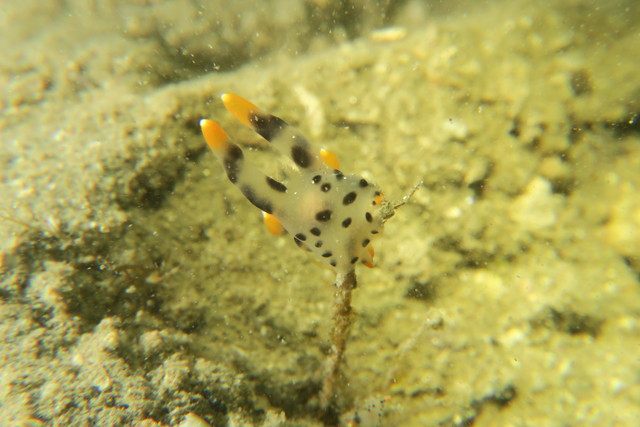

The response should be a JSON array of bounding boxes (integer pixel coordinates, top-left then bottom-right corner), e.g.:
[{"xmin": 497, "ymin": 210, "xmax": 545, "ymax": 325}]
[{"xmin": 320, "ymin": 269, "xmax": 357, "ymax": 409}]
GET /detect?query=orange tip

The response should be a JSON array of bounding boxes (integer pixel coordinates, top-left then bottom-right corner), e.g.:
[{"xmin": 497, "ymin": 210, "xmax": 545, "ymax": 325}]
[
  {"xmin": 200, "ymin": 119, "xmax": 229, "ymax": 153},
  {"xmin": 262, "ymin": 212, "xmax": 285, "ymax": 235},
  {"xmin": 221, "ymin": 93, "xmax": 261, "ymax": 128},
  {"xmin": 364, "ymin": 245, "xmax": 375, "ymax": 268},
  {"xmin": 320, "ymin": 149, "xmax": 340, "ymax": 170}
]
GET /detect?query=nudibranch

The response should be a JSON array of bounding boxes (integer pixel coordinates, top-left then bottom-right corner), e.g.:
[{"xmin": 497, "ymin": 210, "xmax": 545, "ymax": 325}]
[{"xmin": 199, "ymin": 94, "xmax": 385, "ymax": 274}]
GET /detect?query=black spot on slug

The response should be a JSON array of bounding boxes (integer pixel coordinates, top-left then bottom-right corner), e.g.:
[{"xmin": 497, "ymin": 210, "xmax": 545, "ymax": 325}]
[
  {"xmin": 292, "ymin": 145, "xmax": 312, "ymax": 168},
  {"xmin": 321, "ymin": 183, "xmax": 331, "ymax": 192},
  {"xmin": 362, "ymin": 238, "xmax": 370, "ymax": 247},
  {"xmin": 316, "ymin": 210, "xmax": 332, "ymax": 222},
  {"xmin": 334, "ymin": 170, "xmax": 345, "ymax": 180},
  {"xmin": 322, "ymin": 251, "xmax": 332, "ymax": 258},
  {"xmin": 312, "ymin": 175, "xmax": 322, "ymax": 184},
  {"xmin": 372, "ymin": 191, "xmax": 381, "ymax": 205},
  {"xmin": 295, "ymin": 233, "xmax": 307, "ymax": 241},
  {"xmin": 226, "ymin": 143, "xmax": 243, "ymax": 160},
  {"xmin": 310, "ymin": 227, "xmax": 321, "ymax": 236},
  {"xmin": 365, "ymin": 212, "xmax": 373, "ymax": 223},
  {"xmin": 351, "ymin": 257, "xmax": 359, "ymax": 264},
  {"xmin": 330, "ymin": 260, "xmax": 337, "ymax": 267},
  {"xmin": 266, "ymin": 177, "xmax": 287, "ymax": 193},
  {"xmin": 315, "ymin": 240, "xmax": 323, "ymax": 248},
  {"xmin": 250, "ymin": 113, "xmax": 286, "ymax": 141},
  {"xmin": 343, "ymin": 191, "xmax": 357, "ymax": 205},
  {"xmin": 241, "ymin": 186, "xmax": 273, "ymax": 214},
  {"xmin": 224, "ymin": 144, "xmax": 244, "ymax": 183},
  {"xmin": 359, "ymin": 178, "xmax": 369, "ymax": 187},
  {"xmin": 342, "ymin": 218, "xmax": 352, "ymax": 228}
]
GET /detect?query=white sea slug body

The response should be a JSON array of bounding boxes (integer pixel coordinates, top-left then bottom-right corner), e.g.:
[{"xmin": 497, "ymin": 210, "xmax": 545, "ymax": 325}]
[{"xmin": 200, "ymin": 94, "xmax": 385, "ymax": 274}]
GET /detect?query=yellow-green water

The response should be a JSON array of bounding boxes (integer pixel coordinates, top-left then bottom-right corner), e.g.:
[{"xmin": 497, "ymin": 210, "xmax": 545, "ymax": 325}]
[{"xmin": 1, "ymin": 1, "xmax": 639, "ymax": 425}]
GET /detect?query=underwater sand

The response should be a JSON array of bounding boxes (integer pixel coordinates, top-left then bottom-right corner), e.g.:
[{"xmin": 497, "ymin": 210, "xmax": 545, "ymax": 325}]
[{"xmin": 1, "ymin": 0, "xmax": 639, "ymax": 426}]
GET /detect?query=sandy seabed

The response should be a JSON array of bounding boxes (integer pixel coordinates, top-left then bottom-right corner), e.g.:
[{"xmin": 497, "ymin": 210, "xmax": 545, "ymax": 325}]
[{"xmin": 1, "ymin": 0, "xmax": 639, "ymax": 426}]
